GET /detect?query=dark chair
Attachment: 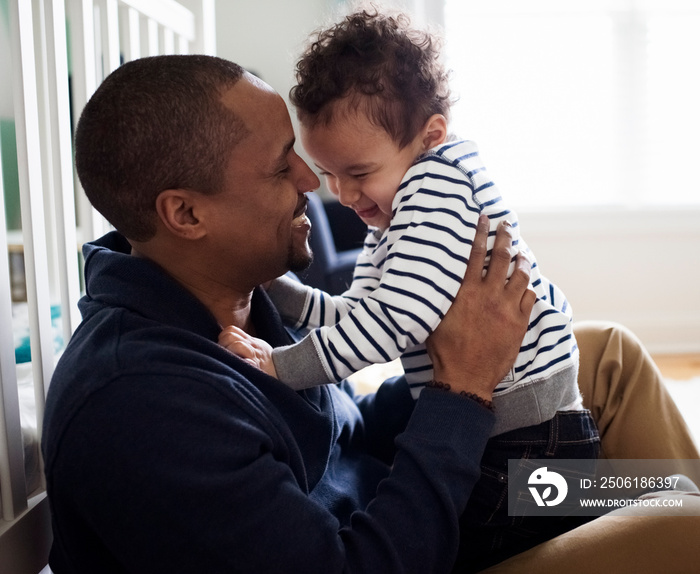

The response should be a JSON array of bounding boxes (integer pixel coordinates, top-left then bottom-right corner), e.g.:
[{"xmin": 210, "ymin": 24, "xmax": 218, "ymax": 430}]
[{"xmin": 298, "ymin": 192, "xmax": 366, "ymax": 295}]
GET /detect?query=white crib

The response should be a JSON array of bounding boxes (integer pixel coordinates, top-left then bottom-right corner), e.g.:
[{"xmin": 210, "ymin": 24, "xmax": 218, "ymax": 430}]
[{"xmin": 0, "ymin": 1, "xmax": 215, "ymax": 571}]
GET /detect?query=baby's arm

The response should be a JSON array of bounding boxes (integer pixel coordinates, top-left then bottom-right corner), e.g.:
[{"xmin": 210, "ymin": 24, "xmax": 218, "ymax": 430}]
[
  {"xmin": 266, "ymin": 232, "xmax": 380, "ymax": 330},
  {"xmin": 265, "ymin": 275, "xmax": 315, "ymax": 327},
  {"xmin": 219, "ymin": 324, "xmax": 335, "ymax": 391}
]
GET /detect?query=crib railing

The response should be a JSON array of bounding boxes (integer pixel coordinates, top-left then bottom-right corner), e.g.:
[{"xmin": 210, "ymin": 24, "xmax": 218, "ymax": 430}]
[{"xmin": 1, "ymin": 0, "xmax": 214, "ymax": 537}]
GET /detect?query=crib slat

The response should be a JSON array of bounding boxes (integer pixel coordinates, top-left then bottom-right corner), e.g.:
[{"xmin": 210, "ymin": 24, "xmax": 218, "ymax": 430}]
[
  {"xmin": 2, "ymin": 0, "xmax": 54, "ymax": 523},
  {"xmin": 0, "ymin": 129, "xmax": 27, "ymax": 523},
  {"xmin": 0, "ymin": 214, "xmax": 26, "ymax": 522},
  {"xmin": 121, "ymin": 6, "xmax": 142, "ymax": 62},
  {"xmin": 44, "ymin": 0, "xmax": 82, "ymax": 341},
  {"xmin": 188, "ymin": 0, "xmax": 215, "ymax": 55},
  {"xmin": 177, "ymin": 33, "xmax": 189, "ymax": 55},
  {"xmin": 67, "ymin": 0, "xmax": 111, "ymax": 242},
  {"xmin": 121, "ymin": 0, "xmax": 194, "ymax": 41},
  {"xmin": 34, "ymin": 0, "xmax": 59, "ymax": 321},
  {"xmin": 68, "ymin": 0, "xmax": 97, "ymax": 130},
  {"xmin": 68, "ymin": 0, "xmax": 99, "ymax": 242},
  {"xmin": 145, "ymin": 17, "xmax": 159, "ymax": 56},
  {"xmin": 11, "ymin": 0, "xmax": 56, "ymax": 427},
  {"xmin": 101, "ymin": 0, "xmax": 121, "ymax": 75},
  {"xmin": 162, "ymin": 26, "xmax": 175, "ymax": 54}
]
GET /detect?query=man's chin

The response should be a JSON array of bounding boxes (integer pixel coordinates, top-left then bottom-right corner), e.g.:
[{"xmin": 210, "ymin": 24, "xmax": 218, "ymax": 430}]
[{"xmin": 287, "ymin": 246, "xmax": 313, "ymax": 274}]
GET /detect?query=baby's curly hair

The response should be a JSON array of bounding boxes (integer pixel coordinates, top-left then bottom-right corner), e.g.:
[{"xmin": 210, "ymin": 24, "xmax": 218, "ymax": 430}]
[{"xmin": 290, "ymin": 8, "xmax": 452, "ymax": 149}]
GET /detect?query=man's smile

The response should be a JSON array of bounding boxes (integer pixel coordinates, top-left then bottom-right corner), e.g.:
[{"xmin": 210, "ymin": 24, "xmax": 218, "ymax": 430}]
[{"xmin": 291, "ymin": 195, "xmax": 310, "ymax": 228}]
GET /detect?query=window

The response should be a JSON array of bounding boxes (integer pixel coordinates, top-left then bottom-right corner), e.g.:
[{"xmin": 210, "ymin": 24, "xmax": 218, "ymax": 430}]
[{"xmin": 443, "ymin": 0, "xmax": 700, "ymax": 208}]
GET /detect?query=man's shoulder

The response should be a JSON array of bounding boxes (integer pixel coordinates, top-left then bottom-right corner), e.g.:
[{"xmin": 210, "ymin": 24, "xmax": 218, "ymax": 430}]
[
  {"xmin": 57, "ymin": 304, "xmax": 212, "ymax": 376},
  {"xmin": 45, "ymin": 306, "xmax": 260, "ymax": 443}
]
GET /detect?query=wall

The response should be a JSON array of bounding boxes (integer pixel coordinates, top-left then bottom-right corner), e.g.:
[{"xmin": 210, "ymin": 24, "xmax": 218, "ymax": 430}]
[
  {"xmin": 215, "ymin": 0, "xmax": 337, "ymax": 100},
  {"xmin": 519, "ymin": 208, "xmax": 700, "ymax": 354},
  {"xmin": 215, "ymin": 1, "xmax": 417, "ymax": 99},
  {"xmin": 215, "ymin": 0, "xmax": 341, "ymax": 171}
]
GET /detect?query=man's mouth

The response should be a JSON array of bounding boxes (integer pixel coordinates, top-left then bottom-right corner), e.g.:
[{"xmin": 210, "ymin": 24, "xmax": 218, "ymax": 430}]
[{"xmin": 292, "ymin": 196, "xmax": 310, "ymax": 228}]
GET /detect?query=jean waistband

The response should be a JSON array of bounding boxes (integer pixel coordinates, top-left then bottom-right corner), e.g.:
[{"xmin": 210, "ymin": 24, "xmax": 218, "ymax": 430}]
[{"xmin": 488, "ymin": 409, "xmax": 599, "ymax": 445}]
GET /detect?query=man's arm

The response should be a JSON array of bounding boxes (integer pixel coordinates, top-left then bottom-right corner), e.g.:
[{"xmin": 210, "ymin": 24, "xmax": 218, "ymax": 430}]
[
  {"xmin": 55, "ymin": 370, "xmax": 494, "ymax": 574},
  {"xmin": 66, "ymin": 215, "xmax": 533, "ymax": 574},
  {"xmin": 426, "ymin": 216, "xmax": 536, "ymax": 398}
]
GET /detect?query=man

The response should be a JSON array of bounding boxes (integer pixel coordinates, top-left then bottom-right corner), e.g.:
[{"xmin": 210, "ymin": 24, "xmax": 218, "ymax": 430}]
[{"xmin": 42, "ymin": 55, "xmax": 535, "ymax": 573}]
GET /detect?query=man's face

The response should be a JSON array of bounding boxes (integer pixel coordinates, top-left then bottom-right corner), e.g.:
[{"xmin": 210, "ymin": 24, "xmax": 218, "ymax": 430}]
[{"xmin": 199, "ymin": 75, "xmax": 320, "ymax": 288}]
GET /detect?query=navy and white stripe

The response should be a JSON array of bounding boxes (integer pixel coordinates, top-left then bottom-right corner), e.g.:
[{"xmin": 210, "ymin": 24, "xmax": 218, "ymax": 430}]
[{"xmin": 296, "ymin": 140, "xmax": 579, "ymax": 402}]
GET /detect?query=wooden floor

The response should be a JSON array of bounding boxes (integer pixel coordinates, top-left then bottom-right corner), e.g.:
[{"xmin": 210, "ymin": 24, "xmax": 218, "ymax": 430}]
[{"xmin": 652, "ymin": 354, "xmax": 700, "ymax": 381}]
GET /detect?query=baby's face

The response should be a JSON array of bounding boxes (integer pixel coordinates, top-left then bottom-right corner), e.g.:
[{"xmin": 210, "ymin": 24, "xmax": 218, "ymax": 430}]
[{"xmin": 300, "ymin": 109, "xmax": 423, "ymax": 229}]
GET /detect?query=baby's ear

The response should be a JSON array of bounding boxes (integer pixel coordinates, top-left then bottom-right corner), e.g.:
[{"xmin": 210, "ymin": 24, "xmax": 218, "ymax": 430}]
[{"xmin": 422, "ymin": 114, "xmax": 448, "ymax": 150}]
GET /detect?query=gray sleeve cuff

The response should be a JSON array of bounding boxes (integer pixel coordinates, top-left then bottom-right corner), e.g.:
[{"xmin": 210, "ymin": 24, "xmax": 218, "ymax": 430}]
[{"xmin": 272, "ymin": 335, "xmax": 334, "ymax": 390}]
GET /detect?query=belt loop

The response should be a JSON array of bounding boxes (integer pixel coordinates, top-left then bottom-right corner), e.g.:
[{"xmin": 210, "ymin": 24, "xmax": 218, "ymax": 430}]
[{"xmin": 545, "ymin": 413, "xmax": 559, "ymax": 456}]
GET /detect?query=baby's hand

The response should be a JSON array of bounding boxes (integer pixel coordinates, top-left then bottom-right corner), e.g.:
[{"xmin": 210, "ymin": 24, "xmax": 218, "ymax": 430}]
[{"xmin": 219, "ymin": 325, "xmax": 277, "ymax": 378}]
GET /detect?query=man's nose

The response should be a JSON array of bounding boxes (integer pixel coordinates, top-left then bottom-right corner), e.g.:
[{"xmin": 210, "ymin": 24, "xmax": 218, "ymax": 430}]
[
  {"xmin": 293, "ymin": 152, "xmax": 320, "ymax": 193},
  {"xmin": 300, "ymin": 170, "xmax": 320, "ymax": 194}
]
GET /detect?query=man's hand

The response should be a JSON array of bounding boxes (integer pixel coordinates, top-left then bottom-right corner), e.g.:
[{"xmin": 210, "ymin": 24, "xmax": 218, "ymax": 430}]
[
  {"xmin": 425, "ymin": 214, "xmax": 536, "ymax": 400},
  {"xmin": 219, "ymin": 326, "xmax": 278, "ymax": 378}
]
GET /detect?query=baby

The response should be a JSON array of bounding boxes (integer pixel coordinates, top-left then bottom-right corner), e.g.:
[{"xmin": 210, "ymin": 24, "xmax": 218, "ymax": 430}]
[{"xmin": 221, "ymin": 9, "xmax": 599, "ymax": 569}]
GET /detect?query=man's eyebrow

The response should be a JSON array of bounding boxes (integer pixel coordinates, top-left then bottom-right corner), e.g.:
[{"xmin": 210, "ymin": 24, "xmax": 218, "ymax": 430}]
[{"xmin": 272, "ymin": 137, "xmax": 296, "ymax": 170}]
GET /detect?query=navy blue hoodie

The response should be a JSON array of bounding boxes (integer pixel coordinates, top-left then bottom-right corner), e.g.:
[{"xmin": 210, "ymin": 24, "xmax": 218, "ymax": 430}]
[{"xmin": 42, "ymin": 231, "xmax": 494, "ymax": 573}]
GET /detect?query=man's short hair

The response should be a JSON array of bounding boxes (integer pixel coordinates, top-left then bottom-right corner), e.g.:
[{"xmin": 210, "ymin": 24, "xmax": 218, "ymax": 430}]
[
  {"xmin": 290, "ymin": 8, "xmax": 452, "ymax": 149},
  {"xmin": 75, "ymin": 55, "xmax": 247, "ymax": 241}
]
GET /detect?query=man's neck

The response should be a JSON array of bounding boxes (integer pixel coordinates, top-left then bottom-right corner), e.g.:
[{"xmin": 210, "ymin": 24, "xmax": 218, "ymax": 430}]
[
  {"xmin": 212, "ymin": 297, "xmax": 256, "ymax": 335},
  {"xmin": 130, "ymin": 242, "xmax": 256, "ymax": 334},
  {"xmin": 178, "ymin": 278, "xmax": 255, "ymax": 333}
]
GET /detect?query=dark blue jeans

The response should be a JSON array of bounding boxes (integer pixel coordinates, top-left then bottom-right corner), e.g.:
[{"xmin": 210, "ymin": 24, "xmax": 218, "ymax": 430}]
[{"xmin": 453, "ymin": 410, "xmax": 600, "ymax": 573}]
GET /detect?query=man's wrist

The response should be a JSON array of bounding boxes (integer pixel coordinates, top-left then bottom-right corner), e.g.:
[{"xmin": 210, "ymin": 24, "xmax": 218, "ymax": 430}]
[
  {"xmin": 426, "ymin": 380, "xmax": 494, "ymax": 411},
  {"xmin": 430, "ymin": 360, "xmax": 498, "ymax": 401}
]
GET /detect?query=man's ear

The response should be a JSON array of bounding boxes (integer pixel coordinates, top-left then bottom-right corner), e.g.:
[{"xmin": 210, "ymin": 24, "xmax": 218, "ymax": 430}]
[
  {"xmin": 155, "ymin": 189, "xmax": 206, "ymax": 240},
  {"xmin": 421, "ymin": 114, "xmax": 448, "ymax": 151}
]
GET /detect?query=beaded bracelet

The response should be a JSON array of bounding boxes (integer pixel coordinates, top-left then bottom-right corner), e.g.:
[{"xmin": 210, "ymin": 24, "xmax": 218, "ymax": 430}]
[{"xmin": 427, "ymin": 380, "xmax": 495, "ymax": 412}]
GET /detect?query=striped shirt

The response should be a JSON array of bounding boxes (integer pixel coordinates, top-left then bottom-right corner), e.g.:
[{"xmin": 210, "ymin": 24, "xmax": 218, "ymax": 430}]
[{"xmin": 272, "ymin": 140, "xmax": 580, "ymax": 406}]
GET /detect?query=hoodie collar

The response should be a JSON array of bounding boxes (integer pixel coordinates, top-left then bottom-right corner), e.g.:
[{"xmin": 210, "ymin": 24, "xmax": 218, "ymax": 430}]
[{"xmin": 80, "ymin": 232, "xmax": 291, "ymax": 347}]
